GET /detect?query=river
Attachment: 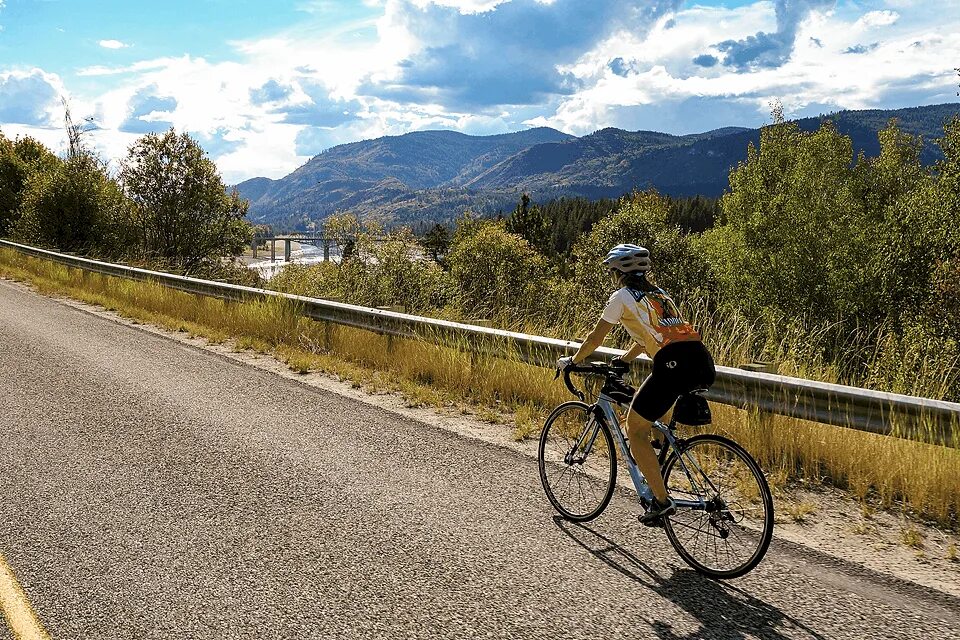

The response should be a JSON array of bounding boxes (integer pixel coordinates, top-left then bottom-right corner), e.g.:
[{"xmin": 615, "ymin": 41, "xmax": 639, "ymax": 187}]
[{"xmin": 247, "ymin": 243, "xmax": 342, "ymax": 280}]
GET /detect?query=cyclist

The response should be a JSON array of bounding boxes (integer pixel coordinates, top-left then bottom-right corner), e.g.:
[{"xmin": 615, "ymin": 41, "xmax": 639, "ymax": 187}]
[{"xmin": 557, "ymin": 244, "xmax": 715, "ymax": 525}]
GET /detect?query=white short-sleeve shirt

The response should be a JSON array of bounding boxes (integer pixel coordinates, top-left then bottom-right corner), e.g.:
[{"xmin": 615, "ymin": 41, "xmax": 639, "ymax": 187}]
[{"xmin": 601, "ymin": 286, "xmax": 700, "ymax": 349}]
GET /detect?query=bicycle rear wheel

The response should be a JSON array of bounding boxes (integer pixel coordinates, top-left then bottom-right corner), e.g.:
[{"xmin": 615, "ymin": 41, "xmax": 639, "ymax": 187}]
[
  {"xmin": 538, "ymin": 401, "xmax": 617, "ymax": 522},
  {"xmin": 662, "ymin": 434, "xmax": 773, "ymax": 579}
]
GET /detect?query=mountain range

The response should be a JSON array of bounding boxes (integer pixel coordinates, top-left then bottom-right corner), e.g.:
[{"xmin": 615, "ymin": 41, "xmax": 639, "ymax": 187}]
[{"xmin": 236, "ymin": 103, "xmax": 960, "ymax": 230}]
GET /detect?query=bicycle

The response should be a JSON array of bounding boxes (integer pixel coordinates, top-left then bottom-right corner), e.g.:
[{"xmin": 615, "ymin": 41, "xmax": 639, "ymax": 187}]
[{"xmin": 538, "ymin": 360, "xmax": 774, "ymax": 579}]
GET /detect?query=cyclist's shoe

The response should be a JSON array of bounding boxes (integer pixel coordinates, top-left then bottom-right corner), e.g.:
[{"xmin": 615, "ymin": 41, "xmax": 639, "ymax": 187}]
[{"xmin": 639, "ymin": 497, "xmax": 676, "ymax": 527}]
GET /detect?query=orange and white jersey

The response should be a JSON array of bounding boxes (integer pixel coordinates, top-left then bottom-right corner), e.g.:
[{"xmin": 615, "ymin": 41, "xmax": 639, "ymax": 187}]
[{"xmin": 601, "ymin": 286, "xmax": 700, "ymax": 350}]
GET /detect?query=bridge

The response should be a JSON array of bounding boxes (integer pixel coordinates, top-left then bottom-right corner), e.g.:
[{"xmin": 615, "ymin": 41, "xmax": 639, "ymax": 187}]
[
  {"xmin": 251, "ymin": 235, "xmax": 390, "ymax": 262},
  {"xmin": 251, "ymin": 235, "xmax": 335, "ymax": 262}
]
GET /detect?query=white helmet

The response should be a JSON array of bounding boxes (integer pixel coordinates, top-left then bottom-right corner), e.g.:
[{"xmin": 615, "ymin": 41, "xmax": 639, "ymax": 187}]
[{"xmin": 603, "ymin": 244, "xmax": 651, "ymax": 273}]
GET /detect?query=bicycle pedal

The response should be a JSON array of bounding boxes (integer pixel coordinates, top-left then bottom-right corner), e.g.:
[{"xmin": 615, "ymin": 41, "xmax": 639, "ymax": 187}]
[{"xmin": 638, "ymin": 514, "xmax": 665, "ymax": 528}]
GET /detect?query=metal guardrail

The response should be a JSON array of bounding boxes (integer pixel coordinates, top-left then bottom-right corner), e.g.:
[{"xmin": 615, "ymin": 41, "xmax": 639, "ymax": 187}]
[{"xmin": 2, "ymin": 239, "xmax": 958, "ymax": 445}]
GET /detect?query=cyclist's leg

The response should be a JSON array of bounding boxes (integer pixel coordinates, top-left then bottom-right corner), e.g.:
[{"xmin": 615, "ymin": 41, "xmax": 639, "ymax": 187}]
[
  {"xmin": 630, "ymin": 341, "xmax": 705, "ymax": 502},
  {"xmin": 626, "ymin": 408, "xmax": 669, "ymax": 501},
  {"xmin": 627, "ymin": 367, "xmax": 678, "ymax": 502}
]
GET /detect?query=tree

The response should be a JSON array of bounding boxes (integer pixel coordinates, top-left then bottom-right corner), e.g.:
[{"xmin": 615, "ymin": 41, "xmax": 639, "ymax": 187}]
[
  {"xmin": 12, "ymin": 136, "xmax": 60, "ymax": 173},
  {"xmin": 1, "ymin": 129, "xmax": 69, "ymax": 239},
  {"xmin": 506, "ymin": 193, "xmax": 551, "ymax": 255},
  {"xmin": 926, "ymin": 116, "xmax": 960, "ymax": 343},
  {"xmin": 0, "ymin": 132, "xmax": 27, "ymax": 236},
  {"xmin": 367, "ymin": 227, "xmax": 452, "ymax": 311},
  {"xmin": 420, "ymin": 223, "xmax": 450, "ymax": 264},
  {"xmin": 863, "ymin": 120, "xmax": 943, "ymax": 324},
  {"xmin": 446, "ymin": 219, "xmax": 548, "ymax": 320},
  {"xmin": 321, "ymin": 212, "xmax": 362, "ymax": 260},
  {"xmin": 15, "ymin": 153, "xmax": 132, "ymax": 256},
  {"xmin": 120, "ymin": 129, "xmax": 252, "ymax": 271},
  {"xmin": 573, "ymin": 190, "xmax": 707, "ymax": 314},
  {"xmin": 12, "ymin": 107, "xmax": 132, "ymax": 256},
  {"xmin": 700, "ymin": 119, "xmax": 876, "ymax": 321}
]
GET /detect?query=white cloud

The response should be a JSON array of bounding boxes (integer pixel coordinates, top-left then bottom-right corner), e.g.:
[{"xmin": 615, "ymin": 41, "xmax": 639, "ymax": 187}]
[
  {"xmin": 526, "ymin": 0, "xmax": 960, "ymax": 134},
  {"xmin": 67, "ymin": 49, "xmax": 373, "ymax": 181},
  {"xmin": 77, "ymin": 58, "xmax": 179, "ymax": 77},
  {"xmin": 406, "ymin": 0, "xmax": 510, "ymax": 13},
  {"xmin": 99, "ymin": 39, "xmax": 131, "ymax": 49},
  {"xmin": 0, "ymin": 124, "xmax": 70, "ymax": 158},
  {"xmin": 855, "ymin": 10, "xmax": 899, "ymax": 29},
  {"xmin": 0, "ymin": 69, "xmax": 67, "ymax": 127}
]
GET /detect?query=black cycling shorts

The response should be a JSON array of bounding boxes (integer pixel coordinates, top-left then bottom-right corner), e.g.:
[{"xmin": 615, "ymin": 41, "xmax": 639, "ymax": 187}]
[{"xmin": 631, "ymin": 340, "xmax": 716, "ymax": 421}]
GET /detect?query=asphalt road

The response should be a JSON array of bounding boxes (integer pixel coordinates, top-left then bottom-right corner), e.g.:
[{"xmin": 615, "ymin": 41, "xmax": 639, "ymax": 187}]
[{"xmin": 1, "ymin": 278, "xmax": 959, "ymax": 640}]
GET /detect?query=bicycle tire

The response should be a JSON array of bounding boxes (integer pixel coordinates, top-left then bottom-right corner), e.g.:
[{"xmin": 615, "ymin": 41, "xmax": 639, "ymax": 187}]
[
  {"xmin": 538, "ymin": 401, "xmax": 617, "ymax": 522},
  {"xmin": 661, "ymin": 434, "xmax": 774, "ymax": 579}
]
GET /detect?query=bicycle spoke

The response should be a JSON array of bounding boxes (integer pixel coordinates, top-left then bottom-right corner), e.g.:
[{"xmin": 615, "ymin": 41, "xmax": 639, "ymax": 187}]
[
  {"xmin": 538, "ymin": 404, "xmax": 617, "ymax": 522},
  {"xmin": 663, "ymin": 435, "xmax": 773, "ymax": 578}
]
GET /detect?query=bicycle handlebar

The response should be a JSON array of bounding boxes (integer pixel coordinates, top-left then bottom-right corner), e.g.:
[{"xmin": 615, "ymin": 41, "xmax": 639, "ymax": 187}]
[
  {"xmin": 555, "ymin": 360, "xmax": 630, "ymax": 401},
  {"xmin": 562, "ymin": 366, "xmax": 584, "ymax": 401}
]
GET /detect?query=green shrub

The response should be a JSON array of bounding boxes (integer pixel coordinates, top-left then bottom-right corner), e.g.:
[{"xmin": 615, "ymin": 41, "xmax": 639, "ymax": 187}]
[
  {"xmin": 446, "ymin": 219, "xmax": 548, "ymax": 323},
  {"xmin": 14, "ymin": 154, "xmax": 134, "ymax": 257}
]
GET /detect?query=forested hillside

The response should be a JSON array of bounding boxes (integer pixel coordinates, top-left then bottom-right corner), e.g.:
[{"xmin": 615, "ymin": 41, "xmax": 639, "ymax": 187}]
[
  {"xmin": 271, "ymin": 115, "xmax": 960, "ymax": 411},
  {"xmin": 237, "ymin": 128, "xmax": 572, "ymax": 229},
  {"xmin": 238, "ymin": 103, "xmax": 960, "ymax": 230}
]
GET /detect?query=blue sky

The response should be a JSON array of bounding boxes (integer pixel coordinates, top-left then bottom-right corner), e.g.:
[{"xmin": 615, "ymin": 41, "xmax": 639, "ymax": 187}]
[{"xmin": 1, "ymin": 0, "xmax": 957, "ymax": 183}]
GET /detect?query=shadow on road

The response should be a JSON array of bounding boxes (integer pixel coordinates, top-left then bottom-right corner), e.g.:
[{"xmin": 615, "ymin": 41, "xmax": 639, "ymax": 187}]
[{"xmin": 554, "ymin": 517, "xmax": 827, "ymax": 640}]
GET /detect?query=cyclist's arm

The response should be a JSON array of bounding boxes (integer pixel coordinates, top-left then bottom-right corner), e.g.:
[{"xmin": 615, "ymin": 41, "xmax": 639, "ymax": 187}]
[
  {"xmin": 620, "ymin": 342, "xmax": 646, "ymax": 363},
  {"xmin": 571, "ymin": 319, "xmax": 614, "ymax": 364}
]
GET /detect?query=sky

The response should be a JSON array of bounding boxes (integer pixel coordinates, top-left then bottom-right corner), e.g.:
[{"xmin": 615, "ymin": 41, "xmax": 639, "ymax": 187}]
[{"xmin": 0, "ymin": 0, "xmax": 957, "ymax": 184}]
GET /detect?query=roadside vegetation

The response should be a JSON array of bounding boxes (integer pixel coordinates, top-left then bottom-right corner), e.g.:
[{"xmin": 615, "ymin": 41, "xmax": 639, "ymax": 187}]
[
  {"xmin": 0, "ymin": 107, "xmax": 255, "ymax": 281},
  {"xmin": 1, "ymin": 109, "xmax": 959, "ymax": 530},
  {"xmin": 265, "ymin": 113, "xmax": 960, "ymax": 529},
  {"xmin": 274, "ymin": 113, "xmax": 960, "ymax": 405}
]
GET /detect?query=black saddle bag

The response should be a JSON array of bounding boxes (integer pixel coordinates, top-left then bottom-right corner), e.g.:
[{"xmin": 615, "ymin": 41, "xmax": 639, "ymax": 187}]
[{"xmin": 674, "ymin": 392, "xmax": 711, "ymax": 426}]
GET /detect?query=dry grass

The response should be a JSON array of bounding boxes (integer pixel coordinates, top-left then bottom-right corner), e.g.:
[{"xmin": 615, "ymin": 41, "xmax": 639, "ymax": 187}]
[
  {"xmin": 784, "ymin": 500, "xmax": 817, "ymax": 524},
  {"xmin": 2, "ymin": 247, "xmax": 959, "ymax": 530},
  {"xmin": 900, "ymin": 525, "xmax": 925, "ymax": 549},
  {"xmin": 512, "ymin": 403, "xmax": 544, "ymax": 441},
  {"xmin": 706, "ymin": 404, "xmax": 960, "ymax": 529}
]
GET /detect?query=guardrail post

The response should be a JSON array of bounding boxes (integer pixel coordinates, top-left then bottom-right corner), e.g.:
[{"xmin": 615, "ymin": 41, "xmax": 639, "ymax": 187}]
[
  {"xmin": 470, "ymin": 319, "xmax": 492, "ymax": 370},
  {"xmin": 322, "ymin": 296, "xmax": 342, "ymax": 351},
  {"xmin": 270, "ymin": 239, "xmax": 276, "ymax": 262},
  {"xmin": 323, "ymin": 240, "xmax": 330, "ymax": 262},
  {"xmin": 252, "ymin": 239, "xmax": 258, "ymax": 259},
  {"xmin": 284, "ymin": 240, "xmax": 292, "ymax": 262},
  {"xmin": 377, "ymin": 306, "xmax": 406, "ymax": 352},
  {"xmin": 741, "ymin": 362, "xmax": 776, "ymax": 458}
]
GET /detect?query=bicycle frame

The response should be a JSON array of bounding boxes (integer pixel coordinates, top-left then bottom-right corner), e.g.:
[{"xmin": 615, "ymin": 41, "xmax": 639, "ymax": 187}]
[{"xmin": 585, "ymin": 392, "xmax": 716, "ymax": 512}]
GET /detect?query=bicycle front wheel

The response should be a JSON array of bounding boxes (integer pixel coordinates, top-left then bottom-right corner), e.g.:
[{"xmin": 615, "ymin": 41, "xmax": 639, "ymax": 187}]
[
  {"xmin": 662, "ymin": 434, "xmax": 773, "ymax": 579},
  {"xmin": 538, "ymin": 401, "xmax": 617, "ymax": 522}
]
